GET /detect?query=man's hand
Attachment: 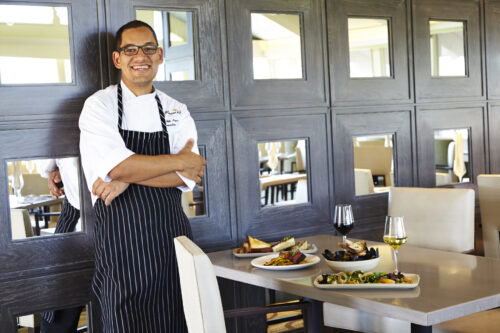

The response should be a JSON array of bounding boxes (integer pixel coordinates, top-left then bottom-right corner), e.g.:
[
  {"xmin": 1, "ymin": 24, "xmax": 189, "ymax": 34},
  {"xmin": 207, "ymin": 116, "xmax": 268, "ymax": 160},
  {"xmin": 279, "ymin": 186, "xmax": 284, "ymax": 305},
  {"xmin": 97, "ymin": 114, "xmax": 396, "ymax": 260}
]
[
  {"xmin": 48, "ymin": 169, "xmax": 64, "ymax": 198},
  {"xmin": 177, "ymin": 139, "xmax": 206, "ymax": 183},
  {"xmin": 92, "ymin": 177, "xmax": 130, "ymax": 206}
]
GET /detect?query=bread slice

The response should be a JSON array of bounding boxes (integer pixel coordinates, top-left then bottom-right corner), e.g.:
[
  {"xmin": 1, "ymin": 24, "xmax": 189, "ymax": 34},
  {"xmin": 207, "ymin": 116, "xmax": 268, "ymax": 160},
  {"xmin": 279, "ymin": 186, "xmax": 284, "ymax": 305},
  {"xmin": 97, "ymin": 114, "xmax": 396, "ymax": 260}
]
[
  {"xmin": 272, "ymin": 237, "xmax": 295, "ymax": 252},
  {"xmin": 247, "ymin": 235, "xmax": 272, "ymax": 253}
]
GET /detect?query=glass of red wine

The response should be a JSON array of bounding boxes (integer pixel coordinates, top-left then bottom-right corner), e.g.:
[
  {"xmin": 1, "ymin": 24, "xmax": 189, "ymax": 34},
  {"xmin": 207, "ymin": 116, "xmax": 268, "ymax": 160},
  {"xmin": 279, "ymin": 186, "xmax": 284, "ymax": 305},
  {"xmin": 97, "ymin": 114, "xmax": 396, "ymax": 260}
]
[{"xmin": 333, "ymin": 204, "xmax": 354, "ymax": 246}]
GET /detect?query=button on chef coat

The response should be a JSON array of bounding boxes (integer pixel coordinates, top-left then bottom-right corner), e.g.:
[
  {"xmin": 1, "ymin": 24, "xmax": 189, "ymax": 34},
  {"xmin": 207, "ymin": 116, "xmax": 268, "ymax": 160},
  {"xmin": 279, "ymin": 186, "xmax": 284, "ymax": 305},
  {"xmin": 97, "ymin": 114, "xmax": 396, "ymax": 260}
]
[{"xmin": 79, "ymin": 82, "xmax": 198, "ymax": 204}]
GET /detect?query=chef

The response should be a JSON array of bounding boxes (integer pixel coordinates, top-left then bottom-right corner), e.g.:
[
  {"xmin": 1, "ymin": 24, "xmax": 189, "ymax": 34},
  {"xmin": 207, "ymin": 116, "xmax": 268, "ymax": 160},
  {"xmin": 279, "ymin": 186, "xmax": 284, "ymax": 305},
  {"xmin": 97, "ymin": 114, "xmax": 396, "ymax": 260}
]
[{"xmin": 79, "ymin": 20, "xmax": 205, "ymax": 333}]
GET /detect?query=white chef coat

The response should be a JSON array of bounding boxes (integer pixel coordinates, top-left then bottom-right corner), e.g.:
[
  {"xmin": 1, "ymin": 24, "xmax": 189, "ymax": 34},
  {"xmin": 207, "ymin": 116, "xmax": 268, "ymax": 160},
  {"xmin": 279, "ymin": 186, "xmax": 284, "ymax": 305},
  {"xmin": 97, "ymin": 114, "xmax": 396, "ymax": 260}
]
[
  {"xmin": 79, "ymin": 81, "xmax": 198, "ymax": 205},
  {"xmin": 38, "ymin": 157, "xmax": 80, "ymax": 210}
]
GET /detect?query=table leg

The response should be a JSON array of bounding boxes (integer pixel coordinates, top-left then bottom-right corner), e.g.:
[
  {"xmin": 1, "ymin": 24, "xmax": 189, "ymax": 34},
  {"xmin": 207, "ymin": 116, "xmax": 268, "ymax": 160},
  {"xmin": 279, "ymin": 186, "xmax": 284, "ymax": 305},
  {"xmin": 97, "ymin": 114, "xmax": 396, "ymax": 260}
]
[
  {"xmin": 302, "ymin": 298, "xmax": 322, "ymax": 333},
  {"xmin": 411, "ymin": 323, "xmax": 432, "ymax": 333}
]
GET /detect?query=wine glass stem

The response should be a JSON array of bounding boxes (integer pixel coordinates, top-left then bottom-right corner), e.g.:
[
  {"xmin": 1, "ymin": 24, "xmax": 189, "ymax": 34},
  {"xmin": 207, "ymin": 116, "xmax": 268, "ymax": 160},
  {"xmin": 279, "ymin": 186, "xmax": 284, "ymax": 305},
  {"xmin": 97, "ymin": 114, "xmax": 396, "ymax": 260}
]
[
  {"xmin": 342, "ymin": 235, "xmax": 346, "ymax": 246},
  {"xmin": 393, "ymin": 250, "xmax": 399, "ymax": 274}
]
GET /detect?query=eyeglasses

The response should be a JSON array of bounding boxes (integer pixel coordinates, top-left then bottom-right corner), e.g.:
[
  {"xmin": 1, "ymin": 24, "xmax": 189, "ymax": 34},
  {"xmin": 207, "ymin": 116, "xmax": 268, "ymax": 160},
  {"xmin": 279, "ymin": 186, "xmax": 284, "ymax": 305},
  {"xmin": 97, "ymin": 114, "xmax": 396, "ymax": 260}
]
[{"xmin": 117, "ymin": 44, "xmax": 158, "ymax": 56}]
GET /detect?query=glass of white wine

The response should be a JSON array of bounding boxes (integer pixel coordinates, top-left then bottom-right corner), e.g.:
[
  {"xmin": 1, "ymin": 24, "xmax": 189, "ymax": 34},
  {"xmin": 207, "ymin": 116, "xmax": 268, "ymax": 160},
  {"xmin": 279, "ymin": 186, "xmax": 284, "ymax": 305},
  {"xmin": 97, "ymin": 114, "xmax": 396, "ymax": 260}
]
[{"xmin": 383, "ymin": 216, "xmax": 407, "ymax": 274}]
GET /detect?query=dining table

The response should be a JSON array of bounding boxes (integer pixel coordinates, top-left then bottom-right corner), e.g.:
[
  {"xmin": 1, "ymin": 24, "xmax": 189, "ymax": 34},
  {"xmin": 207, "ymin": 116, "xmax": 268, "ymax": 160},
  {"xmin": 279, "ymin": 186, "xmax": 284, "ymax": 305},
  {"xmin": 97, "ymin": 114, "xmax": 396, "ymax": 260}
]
[
  {"xmin": 207, "ymin": 234, "xmax": 500, "ymax": 333},
  {"xmin": 9, "ymin": 195, "xmax": 64, "ymax": 235}
]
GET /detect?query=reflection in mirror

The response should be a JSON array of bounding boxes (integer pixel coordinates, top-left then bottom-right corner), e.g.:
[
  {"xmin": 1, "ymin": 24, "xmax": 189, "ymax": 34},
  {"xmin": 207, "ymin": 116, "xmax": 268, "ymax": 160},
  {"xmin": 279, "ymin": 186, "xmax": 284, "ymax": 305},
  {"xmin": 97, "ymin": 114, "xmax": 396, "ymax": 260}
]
[
  {"xmin": 0, "ymin": 4, "xmax": 72, "ymax": 84},
  {"xmin": 136, "ymin": 9, "xmax": 195, "ymax": 81},
  {"xmin": 434, "ymin": 128, "xmax": 470, "ymax": 185},
  {"xmin": 181, "ymin": 146, "xmax": 205, "ymax": 217},
  {"xmin": 258, "ymin": 139, "xmax": 308, "ymax": 207},
  {"xmin": 7, "ymin": 158, "xmax": 81, "ymax": 240},
  {"xmin": 353, "ymin": 134, "xmax": 394, "ymax": 196},
  {"xmin": 348, "ymin": 18, "xmax": 391, "ymax": 78},
  {"xmin": 429, "ymin": 20, "xmax": 466, "ymax": 77},
  {"xmin": 17, "ymin": 305, "xmax": 87, "ymax": 332},
  {"xmin": 251, "ymin": 13, "xmax": 302, "ymax": 79}
]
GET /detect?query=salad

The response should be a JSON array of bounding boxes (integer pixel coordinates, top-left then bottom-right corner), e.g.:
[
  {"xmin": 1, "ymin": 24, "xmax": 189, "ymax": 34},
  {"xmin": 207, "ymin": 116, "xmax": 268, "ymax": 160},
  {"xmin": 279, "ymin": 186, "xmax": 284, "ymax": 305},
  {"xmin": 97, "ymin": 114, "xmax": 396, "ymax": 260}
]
[{"xmin": 317, "ymin": 271, "xmax": 411, "ymax": 285}]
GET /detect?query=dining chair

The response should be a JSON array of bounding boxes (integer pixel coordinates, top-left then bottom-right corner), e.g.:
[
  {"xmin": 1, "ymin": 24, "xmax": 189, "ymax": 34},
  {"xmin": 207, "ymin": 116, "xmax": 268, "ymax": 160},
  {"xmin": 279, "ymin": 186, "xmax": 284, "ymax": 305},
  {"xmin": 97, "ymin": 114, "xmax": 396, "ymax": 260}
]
[
  {"xmin": 10, "ymin": 208, "xmax": 34, "ymax": 239},
  {"xmin": 477, "ymin": 175, "xmax": 500, "ymax": 258},
  {"xmin": 354, "ymin": 168, "xmax": 375, "ymax": 196},
  {"xmin": 323, "ymin": 187, "xmax": 500, "ymax": 333},
  {"xmin": 173, "ymin": 236, "xmax": 313, "ymax": 333}
]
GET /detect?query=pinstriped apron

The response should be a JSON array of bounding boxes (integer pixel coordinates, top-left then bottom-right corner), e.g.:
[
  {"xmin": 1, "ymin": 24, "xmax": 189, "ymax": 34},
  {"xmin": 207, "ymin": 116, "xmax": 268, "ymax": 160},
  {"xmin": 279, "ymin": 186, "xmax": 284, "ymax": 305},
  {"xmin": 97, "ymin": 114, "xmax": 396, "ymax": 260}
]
[{"xmin": 92, "ymin": 83, "xmax": 191, "ymax": 333}]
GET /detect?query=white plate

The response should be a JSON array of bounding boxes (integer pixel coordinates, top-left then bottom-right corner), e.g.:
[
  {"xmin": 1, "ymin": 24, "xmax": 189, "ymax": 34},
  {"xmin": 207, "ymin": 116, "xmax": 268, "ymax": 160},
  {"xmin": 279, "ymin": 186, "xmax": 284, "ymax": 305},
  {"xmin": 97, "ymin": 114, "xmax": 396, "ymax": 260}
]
[
  {"xmin": 251, "ymin": 254, "xmax": 320, "ymax": 271},
  {"xmin": 233, "ymin": 243, "xmax": 318, "ymax": 258},
  {"xmin": 313, "ymin": 273, "xmax": 420, "ymax": 289}
]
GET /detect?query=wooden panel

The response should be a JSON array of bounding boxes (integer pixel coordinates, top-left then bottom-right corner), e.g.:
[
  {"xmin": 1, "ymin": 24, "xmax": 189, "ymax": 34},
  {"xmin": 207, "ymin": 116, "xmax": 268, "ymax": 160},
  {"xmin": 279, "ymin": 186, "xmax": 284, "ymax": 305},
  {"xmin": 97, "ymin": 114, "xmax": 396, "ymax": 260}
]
[
  {"xmin": 485, "ymin": 0, "xmax": 500, "ymax": 100},
  {"xmin": 413, "ymin": 0, "xmax": 484, "ymax": 101},
  {"xmin": 487, "ymin": 103, "xmax": 500, "ymax": 173},
  {"xmin": 416, "ymin": 104, "xmax": 486, "ymax": 187},
  {"xmin": 190, "ymin": 114, "xmax": 237, "ymax": 250},
  {"xmin": 226, "ymin": 0, "xmax": 328, "ymax": 109},
  {"xmin": 0, "ymin": 125, "xmax": 93, "ymax": 277},
  {"xmin": 332, "ymin": 108, "xmax": 413, "ymax": 224},
  {"xmin": 327, "ymin": 0, "xmax": 412, "ymax": 105},
  {"xmin": 106, "ymin": 0, "xmax": 228, "ymax": 111},
  {"xmin": 232, "ymin": 110, "xmax": 331, "ymax": 242},
  {"xmin": 0, "ymin": 0, "xmax": 102, "ymax": 119}
]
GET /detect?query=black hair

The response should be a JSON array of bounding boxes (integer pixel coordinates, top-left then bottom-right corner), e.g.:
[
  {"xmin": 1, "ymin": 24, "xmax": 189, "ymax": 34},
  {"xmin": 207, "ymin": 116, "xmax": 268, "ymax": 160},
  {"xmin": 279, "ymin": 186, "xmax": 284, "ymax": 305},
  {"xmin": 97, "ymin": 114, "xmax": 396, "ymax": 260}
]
[{"xmin": 115, "ymin": 20, "xmax": 159, "ymax": 49}]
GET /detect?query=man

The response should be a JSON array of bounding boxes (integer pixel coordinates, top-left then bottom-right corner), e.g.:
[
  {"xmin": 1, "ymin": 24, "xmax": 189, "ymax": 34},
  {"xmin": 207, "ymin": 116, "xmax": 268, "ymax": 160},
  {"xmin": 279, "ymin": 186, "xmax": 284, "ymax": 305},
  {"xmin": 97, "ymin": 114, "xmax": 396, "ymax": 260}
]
[{"xmin": 79, "ymin": 20, "xmax": 205, "ymax": 333}]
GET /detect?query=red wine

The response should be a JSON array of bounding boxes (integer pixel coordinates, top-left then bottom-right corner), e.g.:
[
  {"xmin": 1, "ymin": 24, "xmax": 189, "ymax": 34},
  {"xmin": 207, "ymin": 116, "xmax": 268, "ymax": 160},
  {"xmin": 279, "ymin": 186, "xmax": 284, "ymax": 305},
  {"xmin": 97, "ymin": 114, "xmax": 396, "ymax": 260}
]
[{"xmin": 334, "ymin": 224, "xmax": 354, "ymax": 235}]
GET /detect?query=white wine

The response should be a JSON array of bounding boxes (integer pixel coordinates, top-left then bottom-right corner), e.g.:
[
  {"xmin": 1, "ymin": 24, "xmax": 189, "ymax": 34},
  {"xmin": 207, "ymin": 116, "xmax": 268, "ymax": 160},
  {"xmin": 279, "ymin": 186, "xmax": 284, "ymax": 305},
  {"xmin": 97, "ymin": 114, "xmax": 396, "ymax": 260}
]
[{"xmin": 383, "ymin": 235, "xmax": 407, "ymax": 250}]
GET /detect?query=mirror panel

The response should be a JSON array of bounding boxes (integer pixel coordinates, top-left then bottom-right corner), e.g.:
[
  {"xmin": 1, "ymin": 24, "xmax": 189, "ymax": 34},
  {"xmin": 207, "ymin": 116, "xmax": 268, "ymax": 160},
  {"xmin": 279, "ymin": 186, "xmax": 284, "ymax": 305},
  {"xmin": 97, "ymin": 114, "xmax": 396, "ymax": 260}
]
[
  {"xmin": 136, "ymin": 9, "xmax": 195, "ymax": 81},
  {"xmin": 429, "ymin": 20, "xmax": 466, "ymax": 77},
  {"xmin": 17, "ymin": 305, "xmax": 87, "ymax": 332},
  {"xmin": 258, "ymin": 139, "xmax": 308, "ymax": 207},
  {"xmin": 0, "ymin": 4, "xmax": 72, "ymax": 85},
  {"xmin": 251, "ymin": 13, "xmax": 302, "ymax": 80},
  {"xmin": 434, "ymin": 128, "xmax": 470, "ymax": 185},
  {"xmin": 181, "ymin": 146, "xmax": 206, "ymax": 217},
  {"xmin": 353, "ymin": 134, "xmax": 394, "ymax": 196},
  {"xmin": 348, "ymin": 17, "xmax": 391, "ymax": 78},
  {"xmin": 7, "ymin": 158, "xmax": 81, "ymax": 240}
]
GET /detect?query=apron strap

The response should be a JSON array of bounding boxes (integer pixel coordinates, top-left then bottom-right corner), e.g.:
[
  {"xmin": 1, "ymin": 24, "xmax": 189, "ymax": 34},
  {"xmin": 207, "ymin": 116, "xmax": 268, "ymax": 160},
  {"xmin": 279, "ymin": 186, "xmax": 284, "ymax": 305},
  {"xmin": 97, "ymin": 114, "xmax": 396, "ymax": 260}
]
[
  {"xmin": 155, "ymin": 94, "xmax": 168, "ymax": 136},
  {"xmin": 117, "ymin": 83, "xmax": 124, "ymax": 130}
]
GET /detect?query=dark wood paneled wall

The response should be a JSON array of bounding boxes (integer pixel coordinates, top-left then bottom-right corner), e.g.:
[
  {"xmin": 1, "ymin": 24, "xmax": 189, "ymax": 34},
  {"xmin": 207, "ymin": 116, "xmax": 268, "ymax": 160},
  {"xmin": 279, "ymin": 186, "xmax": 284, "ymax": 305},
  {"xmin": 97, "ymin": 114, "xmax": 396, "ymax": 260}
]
[{"xmin": 0, "ymin": 0, "xmax": 499, "ymax": 331}]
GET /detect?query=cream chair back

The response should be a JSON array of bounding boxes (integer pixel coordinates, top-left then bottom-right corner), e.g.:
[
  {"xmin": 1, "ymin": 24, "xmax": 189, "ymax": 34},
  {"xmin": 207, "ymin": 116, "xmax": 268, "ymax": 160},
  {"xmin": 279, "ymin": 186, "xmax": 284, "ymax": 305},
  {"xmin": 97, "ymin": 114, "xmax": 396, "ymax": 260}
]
[
  {"xmin": 10, "ymin": 209, "xmax": 34, "ymax": 239},
  {"xmin": 477, "ymin": 175, "xmax": 500, "ymax": 258},
  {"xmin": 388, "ymin": 187, "xmax": 475, "ymax": 252},
  {"xmin": 354, "ymin": 168, "xmax": 375, "ymax": 196},
  {"xmin": 174, "ymin": 236, "xmax": 226, "ymax": 333}
]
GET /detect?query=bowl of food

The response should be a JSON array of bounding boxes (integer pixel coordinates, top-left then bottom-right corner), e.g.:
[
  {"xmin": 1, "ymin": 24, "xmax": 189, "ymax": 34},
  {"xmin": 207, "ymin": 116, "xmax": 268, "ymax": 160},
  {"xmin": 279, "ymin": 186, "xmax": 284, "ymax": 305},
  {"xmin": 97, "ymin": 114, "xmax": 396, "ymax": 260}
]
[{"xmin": 322, "ymin": 239, "xmax": 380, "ymax": 272}]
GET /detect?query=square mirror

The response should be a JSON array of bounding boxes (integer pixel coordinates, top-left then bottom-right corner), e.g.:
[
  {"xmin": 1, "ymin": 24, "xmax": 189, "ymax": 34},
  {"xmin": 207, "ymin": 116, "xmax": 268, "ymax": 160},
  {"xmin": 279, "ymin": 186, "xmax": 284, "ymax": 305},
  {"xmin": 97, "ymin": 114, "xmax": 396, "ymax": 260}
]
[
  {"xmin": 348, "ymin": 17, "xmax": 391, "ymax": 78},
  {"xmin": 136, "ymin": 9, "xmax": 195, "ymax": 81},
  {"xmin": 258, "ymin": 139, "xmax": 308, "ymax": 207},
  {"xmin": 353, "ymin": 134, "xmax": 394, "ymax": 196},
  {"xmin": 0, "ymin": 4, "xmax": 72, "ymax": 85},
  {"xmin": 429, "ymin": 20, "xmax": 466, "ymax": 77},
  {"xmin": 251, "ymin": 13, "xmax": 303, "ymax": 80},
  {"xmin": 434, "ymin": 128, "xmax": 470, "ymax": 185},
  {"xmin": 17, "ymin": 305, "xmax": 87, "ymax": 332},
  {"xmin": 7, "ymin": 157, "xmax": 81, "ymax": 240}
]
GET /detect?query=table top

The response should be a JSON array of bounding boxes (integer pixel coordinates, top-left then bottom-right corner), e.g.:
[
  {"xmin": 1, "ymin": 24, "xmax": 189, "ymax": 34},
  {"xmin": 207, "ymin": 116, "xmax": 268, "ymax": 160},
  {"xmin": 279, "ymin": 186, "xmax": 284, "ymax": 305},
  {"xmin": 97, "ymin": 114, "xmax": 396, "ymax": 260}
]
[
  {"xmin": 207, "ymin": 234, "xmax": 500, "ymax": 326},
  {"xmin": 259, "ymin": 173, "xmax": 307, "ymax": 187},
  {"xmin": 9, "ymin": 195, "xmax": 63, "ymax": 210}
]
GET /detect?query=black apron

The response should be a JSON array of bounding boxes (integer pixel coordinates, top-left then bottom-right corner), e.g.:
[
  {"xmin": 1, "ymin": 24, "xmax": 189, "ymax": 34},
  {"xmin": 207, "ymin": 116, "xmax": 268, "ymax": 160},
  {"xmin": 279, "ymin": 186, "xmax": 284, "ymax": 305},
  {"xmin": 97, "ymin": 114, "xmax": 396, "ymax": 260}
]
[{"xmin": 92, "ymin": 83, "xmax": 192, "ymax": 333}]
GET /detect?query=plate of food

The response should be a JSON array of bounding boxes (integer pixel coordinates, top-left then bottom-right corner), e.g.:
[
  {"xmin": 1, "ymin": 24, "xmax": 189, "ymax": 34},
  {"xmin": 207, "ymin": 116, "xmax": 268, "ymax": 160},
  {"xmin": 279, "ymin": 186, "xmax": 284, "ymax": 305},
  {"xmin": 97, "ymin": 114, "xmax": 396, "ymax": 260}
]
[
  {"xmin": 322, "ymin": 239, "xmax": 380, "ymax": 272},
  {"xmin": 251, "ymin": 251, "xmax": 320, "ymax": 271},
  {"xmin": 233, "ymin": 235, "xmax": 317, "ymax": 258},
  {"xmin": 314, "ymin": 271, "xmax": 420, "ymax": 289}
]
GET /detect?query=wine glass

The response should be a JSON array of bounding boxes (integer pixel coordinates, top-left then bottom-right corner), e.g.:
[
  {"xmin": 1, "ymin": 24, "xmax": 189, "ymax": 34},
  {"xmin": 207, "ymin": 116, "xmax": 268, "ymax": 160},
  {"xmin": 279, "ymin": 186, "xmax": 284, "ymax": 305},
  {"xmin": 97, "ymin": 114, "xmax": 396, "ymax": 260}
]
[
  {"xmin": 12, "ymin": 162, "xmax": 24, "ymax": 200},
  {"xmin": 333, "ymin": 204, "xmax": 355, "ymax": 246},
  {"xmin": 383, "ymin": 216, "xmax": 407, "ymax": 274}
]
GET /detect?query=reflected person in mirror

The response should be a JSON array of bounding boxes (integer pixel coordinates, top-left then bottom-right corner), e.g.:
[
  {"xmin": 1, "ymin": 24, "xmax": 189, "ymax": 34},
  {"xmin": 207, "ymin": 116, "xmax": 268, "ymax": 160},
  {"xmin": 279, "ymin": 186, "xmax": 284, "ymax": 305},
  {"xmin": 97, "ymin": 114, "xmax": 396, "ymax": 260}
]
[
  {"xmin": 79, "ymin": 20, "xmax": 205, "ymax": 333},
  {"xmin": 38, "ymin": 158, "xmax": 84, "ymax": 333}
]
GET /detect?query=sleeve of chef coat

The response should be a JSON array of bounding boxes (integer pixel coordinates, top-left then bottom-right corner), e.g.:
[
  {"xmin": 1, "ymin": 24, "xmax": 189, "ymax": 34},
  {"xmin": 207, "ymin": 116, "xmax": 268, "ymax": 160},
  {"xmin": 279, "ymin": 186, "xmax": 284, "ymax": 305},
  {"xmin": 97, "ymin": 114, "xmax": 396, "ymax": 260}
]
[
  {"xmin": 37, "ymin": 159, "xmax": 57, "ymax": 178},
  {"xmin": 79, "ymin": 94, "xmax": 134, "ymax": 191},
  {"xmin": 169, "ymin": 104, "xmax": 199, "ymax": 192}
]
